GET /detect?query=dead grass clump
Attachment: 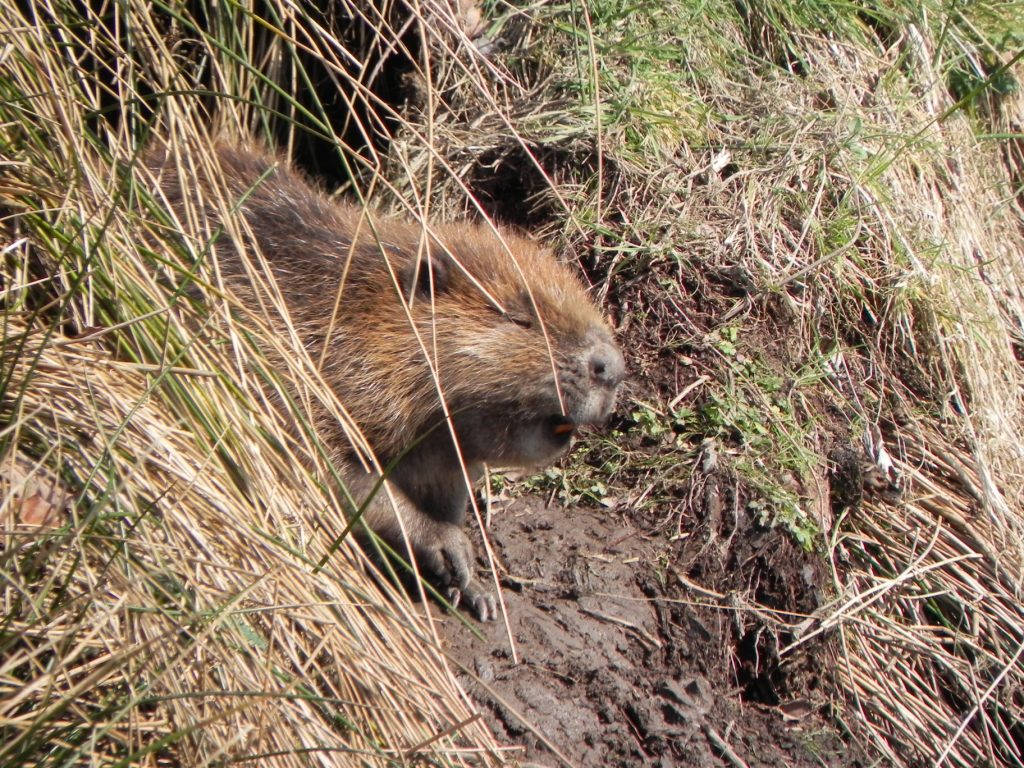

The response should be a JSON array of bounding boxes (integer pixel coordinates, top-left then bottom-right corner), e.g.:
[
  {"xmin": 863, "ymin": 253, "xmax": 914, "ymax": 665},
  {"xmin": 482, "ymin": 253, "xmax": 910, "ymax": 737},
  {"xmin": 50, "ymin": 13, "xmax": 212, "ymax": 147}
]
[{"xmin": 808, "ymin": 425, "xmax": 1024, "ymax": 766}]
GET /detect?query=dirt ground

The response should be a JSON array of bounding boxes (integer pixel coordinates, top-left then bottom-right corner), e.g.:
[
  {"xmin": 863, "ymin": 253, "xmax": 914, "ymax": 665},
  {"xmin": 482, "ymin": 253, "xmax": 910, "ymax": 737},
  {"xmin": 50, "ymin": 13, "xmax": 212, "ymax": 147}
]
[{"xmin": 442, "ymin": 495, "xmax": 867, "ymax": 767}]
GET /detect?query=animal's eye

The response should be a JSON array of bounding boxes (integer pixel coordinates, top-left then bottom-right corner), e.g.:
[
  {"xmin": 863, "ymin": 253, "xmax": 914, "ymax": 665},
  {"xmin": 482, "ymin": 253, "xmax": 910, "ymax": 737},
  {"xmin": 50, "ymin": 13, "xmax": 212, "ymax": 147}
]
[{"xmin": 504, "ymin": 310, "xmax": 533, "ymax": 329}]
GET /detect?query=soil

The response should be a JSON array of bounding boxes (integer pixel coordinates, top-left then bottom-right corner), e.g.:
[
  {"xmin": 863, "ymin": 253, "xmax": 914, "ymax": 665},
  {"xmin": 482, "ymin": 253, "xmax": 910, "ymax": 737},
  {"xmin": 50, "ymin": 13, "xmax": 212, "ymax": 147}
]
[{"xmin": 442, "ymin": 496, "xmax": 868, "ymax": 767}]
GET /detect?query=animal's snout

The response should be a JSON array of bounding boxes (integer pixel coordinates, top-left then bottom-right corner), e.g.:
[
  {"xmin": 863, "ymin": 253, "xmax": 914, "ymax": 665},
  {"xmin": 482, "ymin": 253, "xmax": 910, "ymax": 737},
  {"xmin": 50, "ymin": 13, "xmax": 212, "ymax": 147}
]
[{"xmin": 588, "ymin": 341, "xmax": 626, "ymax": 389}]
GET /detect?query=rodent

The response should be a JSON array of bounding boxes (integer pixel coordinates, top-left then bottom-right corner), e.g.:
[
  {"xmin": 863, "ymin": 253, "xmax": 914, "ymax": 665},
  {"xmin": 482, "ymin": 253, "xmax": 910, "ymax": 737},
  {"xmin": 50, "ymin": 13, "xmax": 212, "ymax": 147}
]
[{"xmin": 147, "ymin": 141, "xmax": 625, "ymax": 620}]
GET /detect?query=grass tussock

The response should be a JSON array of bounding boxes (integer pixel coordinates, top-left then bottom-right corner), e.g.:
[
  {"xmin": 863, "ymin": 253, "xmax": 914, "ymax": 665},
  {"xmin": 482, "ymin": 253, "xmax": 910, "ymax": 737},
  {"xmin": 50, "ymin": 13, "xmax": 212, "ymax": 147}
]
[{"xmin": 3, "ymin": 0, "xmax": 1024, "ymax": 765}]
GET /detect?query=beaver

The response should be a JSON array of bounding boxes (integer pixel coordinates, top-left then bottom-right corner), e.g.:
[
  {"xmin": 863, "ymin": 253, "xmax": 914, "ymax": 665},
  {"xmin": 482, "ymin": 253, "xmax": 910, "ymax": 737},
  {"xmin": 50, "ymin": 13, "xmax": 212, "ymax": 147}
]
[{"xmin": 147, "ymin": 141, "xmax": 625, "ymax": 620}]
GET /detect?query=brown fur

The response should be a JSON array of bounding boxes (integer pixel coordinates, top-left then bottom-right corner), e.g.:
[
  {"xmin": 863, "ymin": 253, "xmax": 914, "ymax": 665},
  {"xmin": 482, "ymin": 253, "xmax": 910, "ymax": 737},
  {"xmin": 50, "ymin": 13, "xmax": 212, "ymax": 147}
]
[{"xmin": 148, "ymin": 141, "xmax": 625, "ymax": 619}]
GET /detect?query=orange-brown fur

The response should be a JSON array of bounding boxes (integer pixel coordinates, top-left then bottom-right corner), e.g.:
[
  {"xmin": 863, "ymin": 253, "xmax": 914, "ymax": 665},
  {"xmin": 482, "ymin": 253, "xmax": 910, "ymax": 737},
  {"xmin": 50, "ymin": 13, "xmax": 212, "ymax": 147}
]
[{"xmin": 148, "ymin": 141, "xmax": 625, "ymax": 619}]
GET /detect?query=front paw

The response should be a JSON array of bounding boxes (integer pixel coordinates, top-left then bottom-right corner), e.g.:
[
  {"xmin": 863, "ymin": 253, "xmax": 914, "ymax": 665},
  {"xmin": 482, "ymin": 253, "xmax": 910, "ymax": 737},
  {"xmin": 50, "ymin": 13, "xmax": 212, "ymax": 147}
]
[
  {"xmin": 447, "ymin": 581, "xmax": 498, "ymax": 622},
  {"xmin": 413, "ymin": 524, "xmax": 496, "ymax": 621},
  {"xmin": 413, "ymin": 522, "xmax": 475, "ymax": 591}
]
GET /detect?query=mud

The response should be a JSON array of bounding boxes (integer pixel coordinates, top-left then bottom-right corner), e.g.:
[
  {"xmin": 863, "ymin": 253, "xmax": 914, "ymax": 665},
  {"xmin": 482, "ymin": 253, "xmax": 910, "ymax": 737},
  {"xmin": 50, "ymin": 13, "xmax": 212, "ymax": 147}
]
[{"xmin": 442, "ymin": 498, "xmax": 867, "ymax": 767}]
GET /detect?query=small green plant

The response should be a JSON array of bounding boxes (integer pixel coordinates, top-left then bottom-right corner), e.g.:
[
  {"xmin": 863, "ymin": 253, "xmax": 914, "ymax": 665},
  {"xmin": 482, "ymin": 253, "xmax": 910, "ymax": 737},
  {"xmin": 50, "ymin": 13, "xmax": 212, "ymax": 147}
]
[{"xmin": 690, "ymin": 333, "xmax": 822, "ymax": 549}]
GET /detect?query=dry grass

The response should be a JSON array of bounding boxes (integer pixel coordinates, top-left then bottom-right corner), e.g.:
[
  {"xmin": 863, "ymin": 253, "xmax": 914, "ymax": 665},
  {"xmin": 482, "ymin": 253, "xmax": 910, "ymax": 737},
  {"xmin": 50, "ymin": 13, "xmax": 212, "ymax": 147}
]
[
  {"xmin": 2, "ymin": 317, "xmax": 500, "ymax": 765},
  {"xmin": 818, "ymin": 425, "xmax": 1024, "ymax": 766},
  {"xmin": 777, "ymin": 35, "xmax": 1024, "ymax": 767}
]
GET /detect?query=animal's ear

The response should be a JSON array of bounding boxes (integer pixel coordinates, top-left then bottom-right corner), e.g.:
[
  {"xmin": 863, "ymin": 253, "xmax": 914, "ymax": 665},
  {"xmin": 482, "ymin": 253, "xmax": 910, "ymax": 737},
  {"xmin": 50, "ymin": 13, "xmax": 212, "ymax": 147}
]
[{"xmin": 400, "ymin": 248, "xmax": 451, "ymax": 301}]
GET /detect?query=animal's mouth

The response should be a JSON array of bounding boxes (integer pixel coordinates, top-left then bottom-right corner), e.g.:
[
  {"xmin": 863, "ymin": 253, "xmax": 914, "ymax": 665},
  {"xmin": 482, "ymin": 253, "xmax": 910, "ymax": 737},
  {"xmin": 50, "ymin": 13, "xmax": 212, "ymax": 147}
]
[{"xmin": 546, "ymin": 415, "xmax": 577, "ymax": 445}]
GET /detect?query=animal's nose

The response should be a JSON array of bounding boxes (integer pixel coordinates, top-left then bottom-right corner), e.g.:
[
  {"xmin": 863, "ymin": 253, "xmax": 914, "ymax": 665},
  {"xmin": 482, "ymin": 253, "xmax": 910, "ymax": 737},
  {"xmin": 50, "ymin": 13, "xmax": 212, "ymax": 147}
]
[{"xmin": 589, "ymin": 342, "xmax": 626, "ymax": 388}]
